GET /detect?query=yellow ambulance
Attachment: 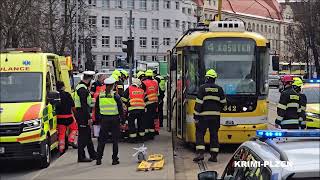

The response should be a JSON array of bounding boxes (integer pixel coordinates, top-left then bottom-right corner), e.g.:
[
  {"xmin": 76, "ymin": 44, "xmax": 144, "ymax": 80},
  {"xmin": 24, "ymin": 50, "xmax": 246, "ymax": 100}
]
[{"xmin": 0, "ymin": 48, "xmax": 73, "ymax": 168}]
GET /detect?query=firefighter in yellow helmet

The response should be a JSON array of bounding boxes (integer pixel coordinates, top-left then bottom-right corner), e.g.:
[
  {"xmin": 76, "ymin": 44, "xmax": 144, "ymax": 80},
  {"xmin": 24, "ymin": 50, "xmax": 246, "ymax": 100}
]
[
  {"xmin": 193, "ymin": 69, "xmax": 226, "ymax": 162},
  {"xmin": 141, "ymin": 70, "xmax": 159, "ymax": 140},
  {"xmin": 292, "ymin": 77, "xmax": 307, "ymax": 128},
  {"xmin": 112, "ymin": 70, "xmax": 124, "ymax": 97}
]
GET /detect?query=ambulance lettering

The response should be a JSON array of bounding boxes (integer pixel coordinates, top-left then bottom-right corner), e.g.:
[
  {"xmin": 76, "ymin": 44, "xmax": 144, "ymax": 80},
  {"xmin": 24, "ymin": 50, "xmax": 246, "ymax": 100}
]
[{"xmin": 0, "ymin": 67, "xmax": 30, "ymax": 72}]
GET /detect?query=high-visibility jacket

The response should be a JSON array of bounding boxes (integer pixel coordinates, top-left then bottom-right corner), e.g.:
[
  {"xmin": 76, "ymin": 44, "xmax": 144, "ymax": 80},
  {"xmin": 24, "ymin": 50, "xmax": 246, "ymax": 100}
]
[
  {"xmin": 159, "ymin": 78, "xmax": 166, "ymax": 92},
  {"xmin": 99, "ymin": 93, "xmax": 119, "ymax": 115},
  {"xmin": 74, "ymin": 84, "xmax": 92, "ymax": 108},
  {"xmin": 194, "ymin": 82, "xmax": 226, "ymax": 120},
  {"xmin": 276, "ymin": 86, "xmax": 302, "ymax": 126},
  {"xmin": 143, "ymin": 79, "xmax": 158, "ymax": 105},
  {"xmin": 128, "ymin": 86, "xmax": 145, "ymax": 111}
]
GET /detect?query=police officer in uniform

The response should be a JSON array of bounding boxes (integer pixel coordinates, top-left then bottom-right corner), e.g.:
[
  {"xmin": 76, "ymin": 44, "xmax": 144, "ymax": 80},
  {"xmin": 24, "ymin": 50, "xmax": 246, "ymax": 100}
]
[
  {"xmin": 292, "ymin": 77, "xmax": 307, "ymax": 128},
  {"xmin": 142, "ymin": 70, "xmax": 159, "ymax": 140},
  {"xmin": 193, "ymin": 69, "xmax": 226, "ymax": 162},
  {"xmin": 74, "ymin": 71, "xmax": 96, "ymax": 162},
  {"xmin": 122, "ymin": 78, "xmax": 146, "ymax": 143},
  {"xmin": 155, "ymin": 75, "xmax": 166, "ymax": 127},
  {"xmin": 112, "ymin": 70, "xmax": 124, "ymax": 97},
  {"xmin": 95, "ymin": 76, "xmax": 123, "ymax": 165},
  {"xmin": 275, "ymin": 75, "xmax": 302, "ymax": 129}
]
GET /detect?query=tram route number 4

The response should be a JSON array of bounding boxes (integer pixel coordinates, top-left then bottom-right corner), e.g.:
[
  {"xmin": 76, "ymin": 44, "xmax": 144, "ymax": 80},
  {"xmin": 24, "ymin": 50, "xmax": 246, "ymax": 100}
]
[{"xmin": 225, "ymin": 120, "xmax": 235, "ymax": 126}]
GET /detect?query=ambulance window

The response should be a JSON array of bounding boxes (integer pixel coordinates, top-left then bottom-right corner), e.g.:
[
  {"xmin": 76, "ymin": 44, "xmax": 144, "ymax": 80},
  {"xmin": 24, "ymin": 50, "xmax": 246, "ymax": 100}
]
[{"xmin": 46, "ymin": 72, "xmax": 52, "ymax": 92}]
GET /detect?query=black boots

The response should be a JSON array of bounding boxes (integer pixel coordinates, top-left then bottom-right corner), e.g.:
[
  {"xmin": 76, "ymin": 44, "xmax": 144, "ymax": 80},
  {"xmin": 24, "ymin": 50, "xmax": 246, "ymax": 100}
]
[
  {"xmin": 112, "ymin": 157, "xmax": 120, "ymax": 165},
  {"xmin": 208, "ymin": 152, "xmax": 218, "ymax": 162},
  {"xmin": 69, "ymin": 142, "xmax": 78, "ymax": 149},
  {"xmin": 193, "ymin": 151, "xmax": 204, "ymax": 162},
  {"xmin": 96, "ymin": 159, "xmax": 102, "ymax": 165}
]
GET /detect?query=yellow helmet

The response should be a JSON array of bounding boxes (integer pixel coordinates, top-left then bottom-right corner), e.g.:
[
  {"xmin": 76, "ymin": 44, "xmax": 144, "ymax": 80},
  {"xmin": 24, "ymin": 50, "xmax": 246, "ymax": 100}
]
[
  {"xmin": 145, "ymin": 69, "xmax": 154, "ymax": 77},
  {"xmin": 293, "ymin": 77, "xmax": 303, "ymax": 87},
  {"xmin": 121, "ymin": 70, "xmax": 129, "ymax": 77},
  {"xmin": 205, "ymin": 69, "xmax": 218, "ymax": 79},
  {"xmin": 111, "ymin": 73, "xmax": 119, "ymax": 81},
  {"xmin": 137, "ymin": 71, "xmax": 145, "ymax": 79}
]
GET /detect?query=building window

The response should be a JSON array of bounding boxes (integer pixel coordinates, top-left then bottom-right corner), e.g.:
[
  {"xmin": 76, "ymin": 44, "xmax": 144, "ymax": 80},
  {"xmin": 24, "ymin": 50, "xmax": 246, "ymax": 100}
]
[
  {"xmin": 152, "ymin": 56, "xmax": 157, "ymax": 61},
  {"xmin": 140, "ymin": 0, "xmax": 147, "ymax": 10},
  {"xmin": 140, "ymin": 55, "xmax": 147, "ymax": 61},
  {"xmin": 151, "ymin": 0, "xmax": 159, "ymax": 10},
  {"xmin": 252, "ymin": 23, "xmax": 255, "ymax": 31},
  {"xmin": 193, "ymin": 22, "xmax": 197, "ymax": 28},
  {"xmin": 164, "ymin": 0, "xmax": 170, "ymax": 9},
  {"xmin": 127, "ymin": 18, "xmax": 135, "ymax": 29},
  {"xmin": 102, "ymin": 55, "xmax": 109, "ymax": 67},
  {"xmin": 188, "ymin": 22, "xmax": 191, "ymax": 29},
  {"xmin": 101, "ymin": 0, "xmax": 110, "ymax": 7},
  {"xmin": 102, "ymin": 36, "xmax": 110, "ymax": 47},
  {"xmin": 115, "ymin": 36, "xmax": 123, "ymax": 47},
  {"xmin": 261, "ymin": 24, "xmax": 263, "ymax": 32},
  {"xmin": 276, "ymin": 27, "xmax": 279, "ymax": 34},
  {"xmin": 152, "ymin": 37, "xmax": 159, "ymax": 49},
  {"xmin": 88, "ymin": 16, "xmax": 97, "ymax": 27},
  {"xmin": 163, "ymin": 19, "xmax": 170, "ymax": 28},
  {"xmin": 92, "ymin": 55, "xmax": 96, "ymax": 62},
  {"xmin": 268, "ymin": 26, "xmax": 271, "ymax": 33},
  {"xmin": 176, "ymin": 1, "xmax": 180, "ymax": 9},
  {"xmin": 163, "ymin": 38, "xmax": 170, "ymax": 46},
  {"xmin": 102, "ymin": 16, "xmax": 110, "ymax": 28},
  {"xmin": 115, "ymin": 0, "xmax": 123, "ymax": 8},
  {"xmin": 182, "ymin": 7, "xmax": 186, "ymax": 13},
  {"xmin": 182, "ymin": 21, "xmax": 186, "ymax": 31},
  {"xmin": 209, "ymin": 14, "xmax": 212, "ymax": 20},
  {"xmin": 175, "ymin": 20, "xmax": 180, "ymax": 28},
  {"xmin": 140, "ymin": 18, "xmax": 147, "ymax": 29},
  {"xmin": 256, "ymin": 24, "xmax": 259, "ymax": 32},
  {"xmin": 127, "ymin": 0, "xmax": 135, "ymax": 9},
  {"xmin": 188, "ymin": 8, "xmax": 191, "ymax": 15},
  {"xmin": 265, "ymin": 25, "xmax": 267, "ymax": 33},
  {"xmin": 175, "ymin": 38, "xmax": 178, "ymax": 42},
  {"xmin": 91, "ymin": 36, "xmax": 97, "ymax": 47},
  {"xmin": 88, "ymin": 0, "xmax": 96, "ymax": 7},
  {"xmin": 272, "ymin": 26, "xmax": 275, "ymax": 33},
  {"xmin": 152, "ymin": 19, "xmax": 159, "ymax": 30},
  {"xmin": 115, "ymin": 17, "xmax": 123, "ymax": 29},
  {"xmin": 140, "ymin": 37, "xmax": 147, "ymax": 48}
]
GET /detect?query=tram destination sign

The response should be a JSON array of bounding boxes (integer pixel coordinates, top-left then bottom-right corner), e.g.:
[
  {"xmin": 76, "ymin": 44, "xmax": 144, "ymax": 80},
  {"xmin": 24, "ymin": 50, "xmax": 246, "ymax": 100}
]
[{"xmin": 204, "ymin": 38, "xmax": 255, "ymax": 55}]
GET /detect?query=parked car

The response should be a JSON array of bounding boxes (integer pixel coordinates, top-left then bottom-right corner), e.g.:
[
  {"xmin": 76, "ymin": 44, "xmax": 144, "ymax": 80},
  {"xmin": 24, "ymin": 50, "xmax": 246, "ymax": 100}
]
[{"xmin": 268, "ymin": 74, "xmax": 280, "ymax": 88}]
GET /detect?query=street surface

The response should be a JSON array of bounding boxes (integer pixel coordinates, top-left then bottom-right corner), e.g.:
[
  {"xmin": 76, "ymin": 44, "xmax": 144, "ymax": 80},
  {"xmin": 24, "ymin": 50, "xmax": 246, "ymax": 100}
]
[{"xmin": 0, "ymin": 89, "xmax": 280, "ymax": 180}]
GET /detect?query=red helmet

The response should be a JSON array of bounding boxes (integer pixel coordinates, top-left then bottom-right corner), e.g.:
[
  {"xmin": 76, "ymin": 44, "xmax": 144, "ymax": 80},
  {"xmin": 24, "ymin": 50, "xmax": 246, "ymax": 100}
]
[{"xmin": 282, "ymin": 75, "xmax": 293, "ymax": 84}]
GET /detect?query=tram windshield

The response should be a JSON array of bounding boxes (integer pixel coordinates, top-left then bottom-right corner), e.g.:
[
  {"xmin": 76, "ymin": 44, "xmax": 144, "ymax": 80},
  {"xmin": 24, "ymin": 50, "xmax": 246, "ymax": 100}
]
[{"xmin": 204, "ymin": 38, "xmax": 256, "ymax": 95}]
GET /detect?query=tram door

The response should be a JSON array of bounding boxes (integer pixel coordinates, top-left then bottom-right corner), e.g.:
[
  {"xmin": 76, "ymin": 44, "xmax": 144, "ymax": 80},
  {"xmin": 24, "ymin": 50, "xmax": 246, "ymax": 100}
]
[{"xmin": 176, "ymin": 52, "xmax": 184, "ymax": 138}]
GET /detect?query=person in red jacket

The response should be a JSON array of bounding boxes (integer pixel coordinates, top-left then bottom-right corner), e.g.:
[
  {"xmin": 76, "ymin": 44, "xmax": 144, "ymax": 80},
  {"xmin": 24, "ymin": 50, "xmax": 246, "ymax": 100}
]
[
  {"xmin": 56, "ymin": 81, "xmax": 78, "ymax": 155},
  {"xmin": 142, "ymin": 70, "xmax": 159, "ymax": 140},
  {"xmin": 122, "ymin": 78, "xmax": 146, "ymax": 143}
]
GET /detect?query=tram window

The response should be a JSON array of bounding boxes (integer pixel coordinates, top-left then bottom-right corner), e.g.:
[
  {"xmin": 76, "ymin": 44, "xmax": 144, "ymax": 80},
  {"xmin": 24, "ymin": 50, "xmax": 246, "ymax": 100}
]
[
  {"xmin": 259, "ymin": 48, "xmax": 269, "ymax": 95},
  {"xmin": 186, "ymin": 53, "xmax": 199, "ymax": 94}
]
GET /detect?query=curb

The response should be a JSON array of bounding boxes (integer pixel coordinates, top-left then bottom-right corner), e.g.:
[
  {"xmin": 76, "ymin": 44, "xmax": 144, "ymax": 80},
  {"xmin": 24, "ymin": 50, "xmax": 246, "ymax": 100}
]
[{"xmin": 167, "ymin": 131, "xmax": 175, "ymax": 180}]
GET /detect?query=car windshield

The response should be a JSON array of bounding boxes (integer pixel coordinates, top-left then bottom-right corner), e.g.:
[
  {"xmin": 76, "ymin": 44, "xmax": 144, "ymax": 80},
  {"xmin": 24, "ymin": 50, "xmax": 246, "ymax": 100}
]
[
  {"xmin": 303, "ymin": 86, "xmax": 320, "ymax": 103},
  {"xmin": 204, "ymin": 38, "xmax": 256, "ymax": 95},
  {"xmin": 0, "ymin": 72, "xmax": 42, "ymax": 103}
]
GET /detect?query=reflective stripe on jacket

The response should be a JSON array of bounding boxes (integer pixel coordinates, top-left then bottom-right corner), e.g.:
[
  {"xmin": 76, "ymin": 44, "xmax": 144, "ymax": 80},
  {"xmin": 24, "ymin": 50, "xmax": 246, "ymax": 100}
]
[{"xmin": 99, "ymin": 93, "xmax": 119, "ymax": 115}]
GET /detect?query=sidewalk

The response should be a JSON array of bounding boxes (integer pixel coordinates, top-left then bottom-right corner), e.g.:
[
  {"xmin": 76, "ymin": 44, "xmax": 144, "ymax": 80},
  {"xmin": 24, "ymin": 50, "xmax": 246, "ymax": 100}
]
[{"xmin": 33, "ymin": 129, "xmax": 175, "ymax": 180}]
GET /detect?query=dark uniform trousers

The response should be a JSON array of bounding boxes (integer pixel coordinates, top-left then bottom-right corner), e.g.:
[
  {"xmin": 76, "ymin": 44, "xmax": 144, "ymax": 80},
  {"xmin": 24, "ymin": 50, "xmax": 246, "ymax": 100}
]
[
  {"xmin": 195, "ymin": 117, "xmax": 220, "ymax": 152},
  {"xmin": 96, "ymin": 118, "xmax": 120, "ymax": 160},
  {"xmin": 145, "ymin": 103, "xmax": 158, "ymax": 135},
  {"xmin": 128, "ymin": 110, "xmax": 145, "ymax": 138}
]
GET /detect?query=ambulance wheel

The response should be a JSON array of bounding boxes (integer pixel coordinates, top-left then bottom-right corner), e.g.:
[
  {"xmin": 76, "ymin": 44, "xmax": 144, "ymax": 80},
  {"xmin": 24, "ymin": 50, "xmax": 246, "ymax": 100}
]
[{"xmin": 40, "ymin": 138, "xmax": 51, "ymax": 169}]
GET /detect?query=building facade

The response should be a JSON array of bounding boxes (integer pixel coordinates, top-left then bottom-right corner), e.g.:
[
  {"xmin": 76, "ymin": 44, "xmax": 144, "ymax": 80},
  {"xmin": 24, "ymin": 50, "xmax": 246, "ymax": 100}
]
[
  {"xmin": 197, "ymin": 0, "xmax": 292, "ymax": 62},
  {"xmin": 85, "ymin": 0, "xmax": 197, "ymax": 70}
]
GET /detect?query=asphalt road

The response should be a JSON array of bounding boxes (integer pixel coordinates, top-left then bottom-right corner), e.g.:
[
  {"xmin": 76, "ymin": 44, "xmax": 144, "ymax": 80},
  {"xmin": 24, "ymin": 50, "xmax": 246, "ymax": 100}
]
[{"xmin": 0, "ymin": 89, "xmax": 280, "ymax": 180}]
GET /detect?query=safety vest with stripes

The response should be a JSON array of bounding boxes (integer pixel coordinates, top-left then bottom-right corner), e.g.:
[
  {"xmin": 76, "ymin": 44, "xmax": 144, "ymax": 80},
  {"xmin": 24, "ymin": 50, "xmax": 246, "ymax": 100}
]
[
  {"xmin": 99, "ymin": 93, "xmax": 119, "ymax": 115},
  {"xmin": 143, "ymin": 79, "xmax": 158, "ymax": 105},
  {"xmin": 74, "ymin": 84, "xmax": 93, "ymax": 108},
  {"xmin": 128, "ymin": 86, "xmax": 145, "ymax": 111}
]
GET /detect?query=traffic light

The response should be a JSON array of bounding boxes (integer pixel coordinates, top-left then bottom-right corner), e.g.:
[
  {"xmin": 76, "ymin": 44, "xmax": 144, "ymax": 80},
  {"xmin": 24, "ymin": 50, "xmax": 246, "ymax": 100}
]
[{"xmin": 122, "ymin": 39, "xmax": 134, "ymax": 63}]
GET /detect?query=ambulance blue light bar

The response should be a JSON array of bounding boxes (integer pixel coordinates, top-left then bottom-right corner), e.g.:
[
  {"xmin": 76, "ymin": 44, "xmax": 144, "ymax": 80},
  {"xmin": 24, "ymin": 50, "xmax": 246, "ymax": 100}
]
[
  {"xmin": 256, "ymin": 130, "xmax": 320, "ymax": 138},
  {"xmin": 306, "ymin": 79, "xmax": 320, "ymax": 83}
]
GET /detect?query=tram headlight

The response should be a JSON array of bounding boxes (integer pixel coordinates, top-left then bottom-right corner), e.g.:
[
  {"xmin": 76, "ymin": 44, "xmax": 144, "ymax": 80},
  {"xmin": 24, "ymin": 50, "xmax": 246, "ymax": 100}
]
[{"xmin": 243, "ymin": 107, "xmax": 248, "ymax": 112}]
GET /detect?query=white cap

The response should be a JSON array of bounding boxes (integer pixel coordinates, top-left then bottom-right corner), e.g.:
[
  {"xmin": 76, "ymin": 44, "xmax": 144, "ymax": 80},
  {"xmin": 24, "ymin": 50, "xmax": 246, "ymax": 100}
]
[
  {"xmin": 83, "ymin": 71, "xmax": 95, "ymax": 76},
  {"xmin": 132, "ymin": 78, "xmax": 141, "ymax": 87},
  {"xmin": 104, "ymin": 76, "xmax": 116, "ymax": 85}
]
